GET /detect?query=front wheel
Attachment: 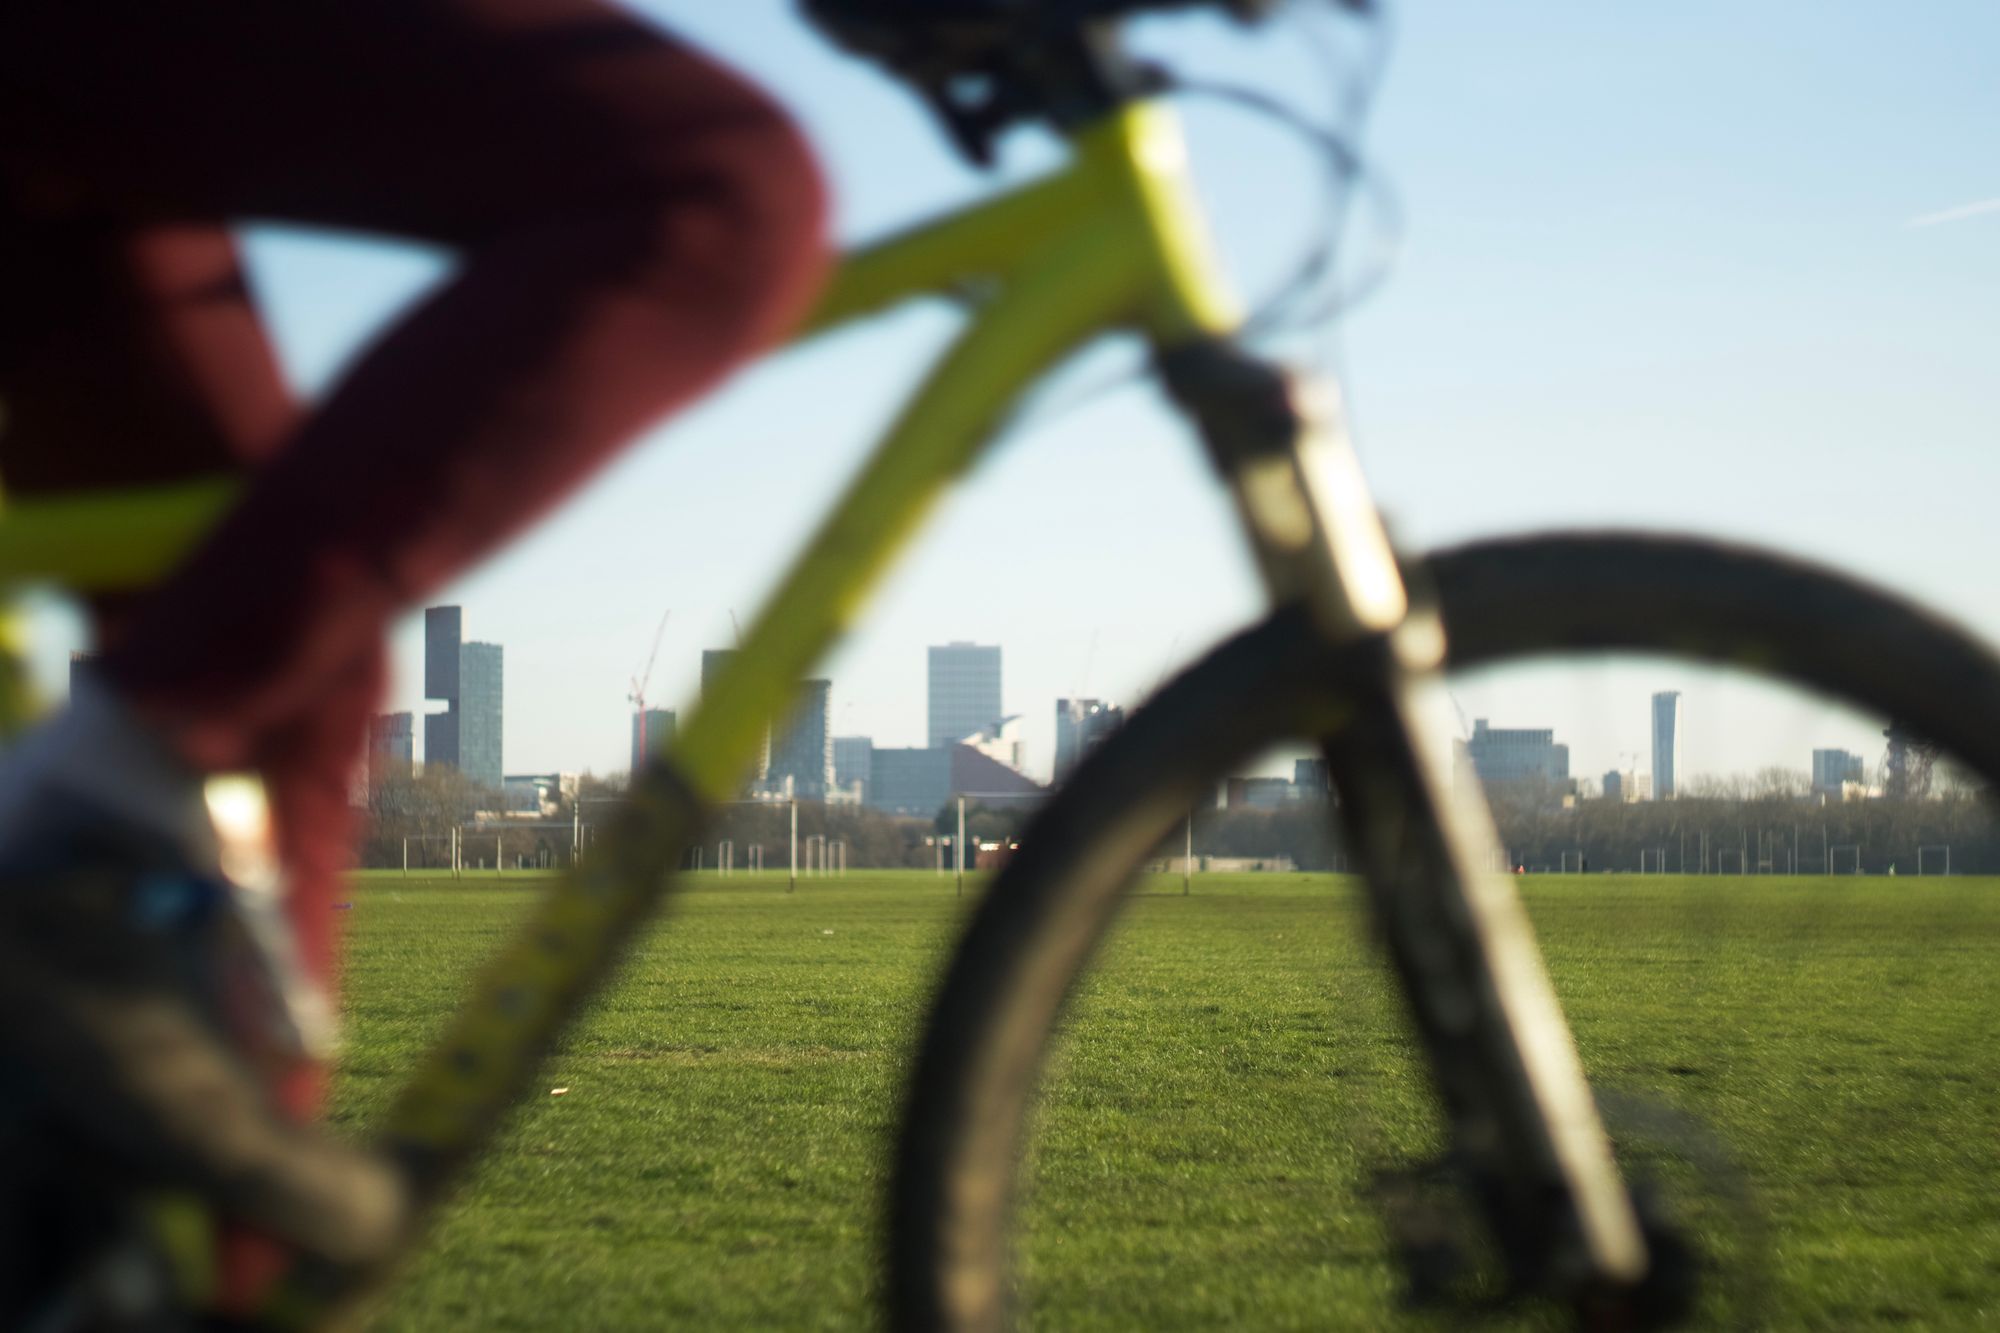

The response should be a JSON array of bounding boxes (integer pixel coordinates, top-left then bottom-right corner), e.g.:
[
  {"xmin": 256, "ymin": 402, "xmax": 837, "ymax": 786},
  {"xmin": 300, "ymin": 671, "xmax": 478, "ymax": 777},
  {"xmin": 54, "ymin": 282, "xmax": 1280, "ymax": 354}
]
[{"xmin": 888, "ymin": 532, "xmax": 2000, "ymax": 1330}]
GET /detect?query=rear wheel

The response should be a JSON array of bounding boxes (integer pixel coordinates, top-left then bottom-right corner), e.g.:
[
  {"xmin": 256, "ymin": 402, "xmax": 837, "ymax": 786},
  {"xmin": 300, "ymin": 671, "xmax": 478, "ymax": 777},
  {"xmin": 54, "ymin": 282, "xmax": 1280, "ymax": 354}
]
[{"xmin": 887, "ymin": 532, "xmax": 2000, "ymax": 1329}]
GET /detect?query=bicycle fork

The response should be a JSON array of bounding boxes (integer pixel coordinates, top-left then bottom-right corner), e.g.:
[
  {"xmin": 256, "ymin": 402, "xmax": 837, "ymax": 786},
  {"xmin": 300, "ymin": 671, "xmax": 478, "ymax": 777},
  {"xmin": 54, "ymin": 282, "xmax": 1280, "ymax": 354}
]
[{"xmin": 1159, "ymin": 342, "xmax": 1652, "ymax": 1312}]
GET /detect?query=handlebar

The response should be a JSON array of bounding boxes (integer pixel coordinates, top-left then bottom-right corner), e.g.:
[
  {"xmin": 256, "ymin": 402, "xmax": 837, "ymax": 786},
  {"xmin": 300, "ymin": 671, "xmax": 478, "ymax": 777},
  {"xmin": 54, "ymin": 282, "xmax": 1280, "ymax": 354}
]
[{"xmin": 802, "ymin": 0, "xmax": 1315, "ymax": 164}]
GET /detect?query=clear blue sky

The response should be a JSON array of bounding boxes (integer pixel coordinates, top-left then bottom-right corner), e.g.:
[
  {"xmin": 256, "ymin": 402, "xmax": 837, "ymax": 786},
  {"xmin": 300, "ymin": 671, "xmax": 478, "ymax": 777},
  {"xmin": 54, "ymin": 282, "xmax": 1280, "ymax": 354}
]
[{"xmin": 91, "ymin": 1, "xmax": 1994, "ymax": 786}]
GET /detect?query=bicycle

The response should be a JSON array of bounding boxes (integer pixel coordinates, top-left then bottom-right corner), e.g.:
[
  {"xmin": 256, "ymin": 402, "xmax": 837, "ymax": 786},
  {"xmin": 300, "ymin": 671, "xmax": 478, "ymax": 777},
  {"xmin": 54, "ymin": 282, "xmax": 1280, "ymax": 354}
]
[{"xmin": 2, "ymin": 1, "xmax": 1996, "ymax": 1327}]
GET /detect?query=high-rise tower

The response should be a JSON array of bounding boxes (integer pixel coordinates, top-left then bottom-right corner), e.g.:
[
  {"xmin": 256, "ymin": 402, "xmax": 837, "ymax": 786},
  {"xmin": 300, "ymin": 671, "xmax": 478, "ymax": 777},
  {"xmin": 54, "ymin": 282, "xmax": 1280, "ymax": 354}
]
[
  {"xmin": 927, "ymin": 643, "xmax": 1001, "ymax": 749},
  {"xmin": 1650, "ymin": 691, "xmax": 1681, "ymax": 800},
  {"xmin": 424, "ymin": 605, "xmax": 504, "ymax": 792}
]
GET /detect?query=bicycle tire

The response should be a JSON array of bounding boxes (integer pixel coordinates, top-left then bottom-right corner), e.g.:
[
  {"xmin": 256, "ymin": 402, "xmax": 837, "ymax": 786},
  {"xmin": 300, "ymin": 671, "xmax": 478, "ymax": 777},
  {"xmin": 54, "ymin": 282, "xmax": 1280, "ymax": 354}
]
[{"xmin": 887, "ymin": 530, "xmax": 2000, "ymax": 1330}]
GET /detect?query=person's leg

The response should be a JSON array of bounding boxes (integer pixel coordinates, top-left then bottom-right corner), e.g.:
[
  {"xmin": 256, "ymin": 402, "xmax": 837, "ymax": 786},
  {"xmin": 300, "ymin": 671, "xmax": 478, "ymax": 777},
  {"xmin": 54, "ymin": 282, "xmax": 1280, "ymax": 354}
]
[
  {"xmin": 0, "ymin": 0, "xmax": 823, "ymax": 1286},
  {"xmin": 1, "ymin": 0, "xmax": 828, "ymax": 775}
]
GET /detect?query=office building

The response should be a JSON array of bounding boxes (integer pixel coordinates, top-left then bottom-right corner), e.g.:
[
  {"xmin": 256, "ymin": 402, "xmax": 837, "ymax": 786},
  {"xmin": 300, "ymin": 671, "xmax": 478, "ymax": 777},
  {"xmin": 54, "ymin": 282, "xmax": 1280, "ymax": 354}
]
[
  {"xmin": 833, "ymin": 736, "xmax": 873, "ymax": 804},
  {"xmin": 459, "ymin": 643, "xmax": 504, "ymax": 791},
  {"xmin": 1464, "ymin": 719, "xmax": 1570, "ymax": 786},
  {"xmin": 928, "ymin": 642, "xmax": 1002, "ymax": 749},
  {"xmin": 630, "ymin": 708, "xmax": 676, "ymax": 776},
  {"xmin": 866, "ymin": 741, "xmax": 1043, "ymax": 816},
  {"xmin": 1600, "ymin": 769, "xmax": 1651, "ymax": 803},
  {"xmin": 833, "ymin": 736, "xmax": 872, "ymax": 787},
  {"xmin": 1651, "ymin": 691, "xmax": 1681, "ymax": 800},
  {"xmin": 1055, "ymin": 698, "xmax": 1125, "ymax": 781},
  {"xmin": 423, "ymin": 607, "xmax": 460, "ymax": 772},
  {"xmin": 768, "ymin": 679, "xmax": 834, "ymax": 799},
  {"xmin": 1812, "ymin": 748, "xmax": 1865, "ymax": 800},
  {"xmin": 424, "ymin": 606, "xmax": 504, "ymax": 791},
  {"xmin": 869, "ymin": 747, "xmax": 950, "ymax": 816}
]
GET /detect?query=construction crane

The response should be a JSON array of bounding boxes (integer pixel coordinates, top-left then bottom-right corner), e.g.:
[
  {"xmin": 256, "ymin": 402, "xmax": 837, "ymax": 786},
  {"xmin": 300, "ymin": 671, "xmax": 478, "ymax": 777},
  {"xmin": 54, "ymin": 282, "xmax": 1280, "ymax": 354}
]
[{"xmin": 628, "ymin": 609, "xmax": 671, "ymax": 769}]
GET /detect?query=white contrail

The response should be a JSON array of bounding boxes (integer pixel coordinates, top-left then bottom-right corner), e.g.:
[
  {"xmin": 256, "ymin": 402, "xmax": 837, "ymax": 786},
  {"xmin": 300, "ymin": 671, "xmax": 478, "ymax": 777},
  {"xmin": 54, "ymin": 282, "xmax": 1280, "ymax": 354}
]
[{"xmin": 1906, "ymin": 197, "xmax": 2000, "ymax": 228}]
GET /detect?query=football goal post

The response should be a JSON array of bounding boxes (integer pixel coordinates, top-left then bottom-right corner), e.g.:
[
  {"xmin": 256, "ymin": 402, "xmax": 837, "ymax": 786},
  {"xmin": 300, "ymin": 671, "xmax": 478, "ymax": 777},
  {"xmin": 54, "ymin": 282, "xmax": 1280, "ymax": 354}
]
[
  {"xmin": 1830, "ymin": 844, "xmax": 1862, "ymax": 875},
  {"xmin": 1639, "ymin": 848, "xmax": 1668, "ymax": 874},
  {"xmin": 1918, "ymin": 844, "xmax": 1951, "ymax": 876},
  {"xmin": 1560, "ymin": 850, "xmax": 1584, "ymax": 874},
  {"xmin": 1714, "ymin": 849, "xmax": 1745, "ymax": 874}
]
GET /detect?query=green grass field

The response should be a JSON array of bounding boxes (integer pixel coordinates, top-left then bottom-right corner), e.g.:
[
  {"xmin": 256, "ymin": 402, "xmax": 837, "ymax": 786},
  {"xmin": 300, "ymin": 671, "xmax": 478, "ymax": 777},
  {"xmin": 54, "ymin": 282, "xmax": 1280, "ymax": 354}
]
[{"xmin": 330, "ymin": 872, "xmax": 2000, "ymax": 1329}]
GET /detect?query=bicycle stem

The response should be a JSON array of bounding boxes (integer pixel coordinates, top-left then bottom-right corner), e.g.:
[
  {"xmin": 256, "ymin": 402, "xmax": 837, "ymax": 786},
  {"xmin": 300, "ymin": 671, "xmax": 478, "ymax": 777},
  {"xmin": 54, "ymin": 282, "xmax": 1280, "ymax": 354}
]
[{"xmin": 1159, "ymin": 340, "xmax": 1649, "ymax": 1300}]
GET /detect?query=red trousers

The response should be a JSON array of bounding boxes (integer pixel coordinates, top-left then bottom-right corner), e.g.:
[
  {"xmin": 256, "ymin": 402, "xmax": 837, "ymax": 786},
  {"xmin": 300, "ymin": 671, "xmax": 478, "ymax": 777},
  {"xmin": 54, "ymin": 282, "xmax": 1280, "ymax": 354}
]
[{"xmin": 0, "ymin": 0, "xmax": 828, "ymax": 1098}]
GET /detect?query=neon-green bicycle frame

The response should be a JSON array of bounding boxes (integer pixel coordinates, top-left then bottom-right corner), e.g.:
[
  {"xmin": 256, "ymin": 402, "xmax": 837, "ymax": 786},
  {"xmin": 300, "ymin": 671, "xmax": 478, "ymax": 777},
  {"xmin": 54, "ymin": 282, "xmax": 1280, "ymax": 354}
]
[{"xmin": 0, "ymin": 101, "xmax": 1249, "ymax": 1318}]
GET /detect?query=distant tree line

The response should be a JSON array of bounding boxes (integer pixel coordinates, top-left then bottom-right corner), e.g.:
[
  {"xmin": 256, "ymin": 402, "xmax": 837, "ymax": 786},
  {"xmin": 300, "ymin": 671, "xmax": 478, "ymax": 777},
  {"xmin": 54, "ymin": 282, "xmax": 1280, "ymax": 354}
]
[
  {"xmin": 359, "ymin": 767, "xmax": 491, "ymax": 868},
  {"xmin": 355, "ymin": 766, "xmax": 1997, "ymax": 876},
  {"xmin": 1163, "ymin": 767, "xmax": 2000, "ymax": 877},
  {"xmin": 355, "ymin": 767, "xmax": 946, "ymax": 871},
  {"xmin": 1485, "ymin": 776, "xmax": 2000, "ymax": 875}
]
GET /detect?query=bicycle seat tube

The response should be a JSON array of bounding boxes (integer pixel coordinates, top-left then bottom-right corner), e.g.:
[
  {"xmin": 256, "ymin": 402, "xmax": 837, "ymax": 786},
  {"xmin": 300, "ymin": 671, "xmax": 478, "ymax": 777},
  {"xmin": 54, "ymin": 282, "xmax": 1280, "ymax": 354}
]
[{"xmin": 1156, "ymin": 338, "xmax": 1649, "ymax": 1302}]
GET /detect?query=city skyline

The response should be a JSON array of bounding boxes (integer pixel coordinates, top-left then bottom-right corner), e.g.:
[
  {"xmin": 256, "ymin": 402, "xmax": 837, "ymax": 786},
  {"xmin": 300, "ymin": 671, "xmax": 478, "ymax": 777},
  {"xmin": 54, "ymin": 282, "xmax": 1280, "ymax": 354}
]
[
  {"xmin": 1448, "ymin": 665, "xmax": 1892, "ymax": 801},
  {"xmin": 56, "ymin": 590, "xmax": 1900, "ymax": 796},
  {"xmin": 368, "ymin": 612, "xmax": 1896, "ymax": 798}
]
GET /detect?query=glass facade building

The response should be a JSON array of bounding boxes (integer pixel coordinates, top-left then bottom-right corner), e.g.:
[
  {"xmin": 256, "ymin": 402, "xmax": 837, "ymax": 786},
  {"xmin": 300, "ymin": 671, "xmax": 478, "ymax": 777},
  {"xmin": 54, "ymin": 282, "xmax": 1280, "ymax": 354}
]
[
  {"xmin": 1651, "ymin": 691, "xmax": 1681, "ymax": 800},
  {"xmin": 1464, "ymin": 718, "xmax": 1571, "ymax": 785},
  {"xmin": 457, "ymin": 642, "xmax": 504, "ymax": 791},
  {"xmin": 833, "ymin": 736, "xmax": 873, "ymax": 802},
  {"xmin": 423, "ymin": 605, "xmax": 504, "ymax": 793},
  {"xmin": 1811, "ymin": 747, "xmax": 1864, "ymax": 796},
  {"xmin": 928, "ymin": 642, "xmax": 1002, "ymax": 749}
]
